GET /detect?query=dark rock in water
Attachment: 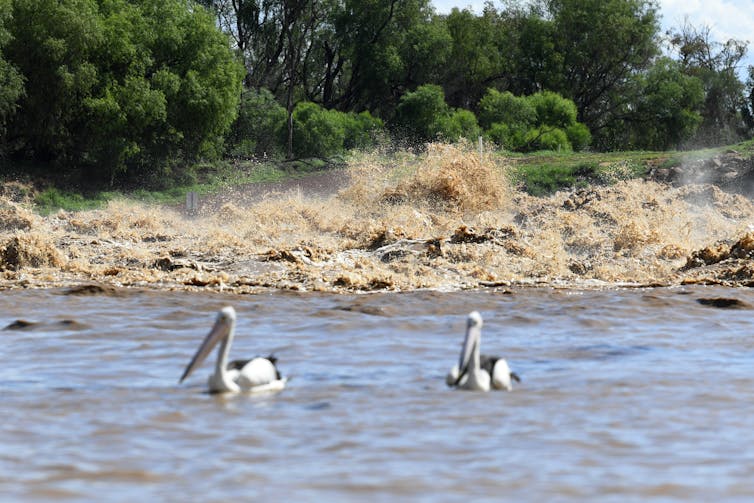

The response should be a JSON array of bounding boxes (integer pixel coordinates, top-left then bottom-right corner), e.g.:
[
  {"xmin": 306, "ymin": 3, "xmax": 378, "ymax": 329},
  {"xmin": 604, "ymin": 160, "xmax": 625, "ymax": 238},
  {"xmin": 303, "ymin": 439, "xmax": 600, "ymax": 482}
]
[
  {"xmin": 696, "ymin": 297, "xmax": 750, "ymax": 309},
  {"xmin": 3, "ymin": 319, "xmax": 37, "ymax": 330},
  {"xmin": 3, "ymin": 319, "xmax": 90, "ymax": 331},
  {"xmin": 62, "ymin": 284, "xmax": 129, "ymax": 297}
]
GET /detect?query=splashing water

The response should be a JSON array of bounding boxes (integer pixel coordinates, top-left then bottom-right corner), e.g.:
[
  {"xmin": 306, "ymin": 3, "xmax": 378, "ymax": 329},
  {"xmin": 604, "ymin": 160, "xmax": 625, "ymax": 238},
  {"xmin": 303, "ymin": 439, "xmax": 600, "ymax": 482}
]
[{"xmin": 1, "ymin": 144, "xmax": 754, "ymax": 292}]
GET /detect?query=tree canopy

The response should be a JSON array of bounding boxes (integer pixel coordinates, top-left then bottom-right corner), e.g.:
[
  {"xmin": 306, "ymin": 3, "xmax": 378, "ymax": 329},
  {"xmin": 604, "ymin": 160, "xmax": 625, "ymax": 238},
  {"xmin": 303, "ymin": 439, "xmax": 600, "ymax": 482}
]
[
  {"xmin": 1, "ymin": 0, "xmax": 752, "ymax": 188},
  {"xmin": 2, "ymin": 0, "xmax": 243, "ymax": 185}
]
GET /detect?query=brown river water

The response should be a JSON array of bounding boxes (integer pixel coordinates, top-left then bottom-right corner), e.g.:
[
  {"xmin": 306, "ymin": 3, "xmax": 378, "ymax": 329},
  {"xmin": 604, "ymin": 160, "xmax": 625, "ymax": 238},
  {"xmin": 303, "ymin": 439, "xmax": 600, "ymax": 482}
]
[
  {"xmin": 1, "ymin": 286, "xmax": 754, "ymax": 501},
  {"xmin": 2, "ymin": 144, "xmax": 754, "ymax": 500}
]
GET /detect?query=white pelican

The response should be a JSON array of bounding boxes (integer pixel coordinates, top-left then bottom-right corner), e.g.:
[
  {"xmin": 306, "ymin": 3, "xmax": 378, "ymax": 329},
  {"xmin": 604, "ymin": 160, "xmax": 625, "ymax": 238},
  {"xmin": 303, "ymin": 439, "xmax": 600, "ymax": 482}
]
[
  {"xmin": 179, "ymin": 306, "xmax": 287, "ymax": 394},
  {"xmin": 446, "ymin": 311, "xmax": 520, "ymax": 391}
]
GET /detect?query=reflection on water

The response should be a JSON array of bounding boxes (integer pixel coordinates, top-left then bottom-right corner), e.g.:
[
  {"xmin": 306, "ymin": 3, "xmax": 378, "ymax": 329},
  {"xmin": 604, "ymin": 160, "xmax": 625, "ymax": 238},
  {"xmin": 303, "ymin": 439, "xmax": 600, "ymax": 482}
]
[{"xmin": 1, "ymin": 286, "xmax": 754, "ymax": 501}]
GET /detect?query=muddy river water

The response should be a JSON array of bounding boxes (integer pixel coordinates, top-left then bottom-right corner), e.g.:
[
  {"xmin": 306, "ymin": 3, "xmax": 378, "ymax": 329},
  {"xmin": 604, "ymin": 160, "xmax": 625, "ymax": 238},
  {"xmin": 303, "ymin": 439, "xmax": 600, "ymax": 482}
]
[
  {"xmin": 1, "ymin": 285, "xmax": 753, "ymax": 502},
  {"xmin": 3, "ymin": 145, "xmax": 754, "ymax": 500}
]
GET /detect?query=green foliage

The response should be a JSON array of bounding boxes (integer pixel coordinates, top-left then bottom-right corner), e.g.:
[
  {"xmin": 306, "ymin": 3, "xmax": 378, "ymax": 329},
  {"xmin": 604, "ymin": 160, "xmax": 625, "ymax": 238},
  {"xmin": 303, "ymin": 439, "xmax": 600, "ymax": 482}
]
[
  {"xmin": 545, "ymin": 0, "xmax": 660, "ymax": 144},
  {"xmin": 478, "ymin": 89, "xmax": 536, "ymax": 130},
  {"xmin": 289, "ymin": 102, "xmax": 345, "ymax": 158},
  {"xmin": 479, "ymin": 88, "xmax": 589, "ymax": 152},
  {"xmin": 394, "ymin": 84, "xmax": 450, "ymax": 141},
  {"xmin": 519, "ymin": 163, "xmax": 587, "ymax": 197},
  {"xmin": 527, "ymin": 91, "xmax": 577, "ymax": 129},
  {"xmin": 631, "ymin": 58, "xmax": 704, "ymax": 150},
  {"xmin": 392, "ymin": 83, "xmax": 479, "ymax": 143},
  {"xmin": 446, "ymin": 109, "xmax": 481, "ymax": 141},
  {"xmin": 0, "ymin": 0, "xmax": 23, "ymax": 149},
  {"xmin": 343, "ymin": 111, "xmax": 384, "ymax": 150},
  {"xmin": 485, "ymin": 122, "xmax": 529, "ymax": 150},
  {"xmin": 288, "ymin": 102, "xmax": 383, "ymax": 158},
  {"xmin": 525, "ymin": 127, "xmax": 571, "ymax": 152},
  {"xmin": 4, "ymin": 0, "xmax": 243, "ymax": 185},
  {"xmin": 565, "ymin": 123, "xmax": 592, "ymax": 152},
  {"xmin": 226, "ymin": 88, "xmax": 287, "ymax": 159},
  {"xmin": 443, "ymin": 7, "xmax": 503, "ymax": 109}
]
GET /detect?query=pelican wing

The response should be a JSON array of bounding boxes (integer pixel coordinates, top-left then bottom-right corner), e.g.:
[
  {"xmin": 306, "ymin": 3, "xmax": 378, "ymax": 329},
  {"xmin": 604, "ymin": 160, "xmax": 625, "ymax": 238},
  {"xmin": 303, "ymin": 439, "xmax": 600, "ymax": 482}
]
[{"xmin": 237, "ymin": 357, "xmax": 284, "ymax": 389}]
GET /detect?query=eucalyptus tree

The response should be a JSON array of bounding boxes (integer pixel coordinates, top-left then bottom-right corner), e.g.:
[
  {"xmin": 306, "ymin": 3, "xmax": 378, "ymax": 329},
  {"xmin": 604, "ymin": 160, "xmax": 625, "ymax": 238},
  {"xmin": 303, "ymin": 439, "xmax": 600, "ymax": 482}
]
[
  {"xmin": 4, "ymin": 0, "xmax": 243, "ymax": 185},
  {"xmin": 0, "ymin": 0, "xmax": 23, "ymax": 156},
  {"xmin": 667, "ymin": 20, "xmax": 749, "ymax": 145}
]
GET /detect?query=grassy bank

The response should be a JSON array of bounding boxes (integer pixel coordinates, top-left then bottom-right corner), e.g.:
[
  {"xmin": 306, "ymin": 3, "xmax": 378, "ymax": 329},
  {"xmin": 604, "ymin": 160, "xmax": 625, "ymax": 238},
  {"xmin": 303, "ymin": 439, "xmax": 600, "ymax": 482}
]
[{"xmin": 3, "ymin": 140, "xmax": 754, "ymax": 213}]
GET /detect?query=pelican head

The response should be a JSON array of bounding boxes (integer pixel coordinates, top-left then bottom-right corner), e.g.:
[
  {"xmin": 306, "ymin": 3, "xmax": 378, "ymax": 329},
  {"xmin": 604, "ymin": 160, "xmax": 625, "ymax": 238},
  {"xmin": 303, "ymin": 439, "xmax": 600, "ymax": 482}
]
[{"xmin": 179, "ymin": 306, "xmax": 236, "ymax": 384}]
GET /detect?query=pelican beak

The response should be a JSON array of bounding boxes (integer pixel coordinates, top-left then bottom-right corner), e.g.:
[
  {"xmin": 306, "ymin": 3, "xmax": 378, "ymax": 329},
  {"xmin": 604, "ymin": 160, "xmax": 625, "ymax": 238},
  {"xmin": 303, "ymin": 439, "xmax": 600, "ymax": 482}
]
[
  {"xmin": 179, "ymin": 310, "xmax": 232, "ymax": 383},
  {"xmin": 454, "ymin": 312, "xmax": 482, "ymax": 385}
]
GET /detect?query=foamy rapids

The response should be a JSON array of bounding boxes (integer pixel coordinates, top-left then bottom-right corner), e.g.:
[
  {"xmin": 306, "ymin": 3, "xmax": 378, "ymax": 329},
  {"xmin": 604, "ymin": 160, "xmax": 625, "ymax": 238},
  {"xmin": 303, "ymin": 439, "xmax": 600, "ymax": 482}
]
[{"xmin": 2, "ymin": 144, "xmax": 754, "ymax": 293}]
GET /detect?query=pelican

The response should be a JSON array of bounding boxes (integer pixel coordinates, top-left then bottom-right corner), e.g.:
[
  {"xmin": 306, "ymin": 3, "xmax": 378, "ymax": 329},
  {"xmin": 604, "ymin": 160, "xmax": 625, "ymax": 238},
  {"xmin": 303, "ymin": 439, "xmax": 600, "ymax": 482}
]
[
  {"xmin": 446, "ymin": 311, "xmax": 520, "ymax": 391},
  {"xmin": 179, "ymin": 306, "xmax": 287, "ymax": 394}
]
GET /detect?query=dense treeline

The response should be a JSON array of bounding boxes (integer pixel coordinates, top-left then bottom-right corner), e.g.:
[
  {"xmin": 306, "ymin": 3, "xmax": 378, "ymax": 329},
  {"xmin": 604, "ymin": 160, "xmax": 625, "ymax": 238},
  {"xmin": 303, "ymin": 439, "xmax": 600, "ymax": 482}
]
[{"xmin": 1, "ymin": 0, "xmax": 753, "ymax": 187}]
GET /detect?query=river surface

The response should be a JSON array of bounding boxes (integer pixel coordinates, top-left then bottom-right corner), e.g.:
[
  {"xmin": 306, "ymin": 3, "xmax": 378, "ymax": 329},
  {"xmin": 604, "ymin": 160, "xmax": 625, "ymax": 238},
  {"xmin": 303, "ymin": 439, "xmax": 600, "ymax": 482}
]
[{"xmin": 1, "ymin": 286, "xmax": 753, "ymax": 502}]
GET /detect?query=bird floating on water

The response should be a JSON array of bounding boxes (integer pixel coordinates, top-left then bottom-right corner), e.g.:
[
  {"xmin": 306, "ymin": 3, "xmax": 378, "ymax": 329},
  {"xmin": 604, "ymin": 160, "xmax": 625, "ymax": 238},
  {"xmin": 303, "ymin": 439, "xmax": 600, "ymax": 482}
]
[
  {"xmin": 447, "ymin": 311, "xmax": 520, "ymax": 391},
  {"xmin": 179, "ymin": 306, "xmax": 287, "ymax": 394}
]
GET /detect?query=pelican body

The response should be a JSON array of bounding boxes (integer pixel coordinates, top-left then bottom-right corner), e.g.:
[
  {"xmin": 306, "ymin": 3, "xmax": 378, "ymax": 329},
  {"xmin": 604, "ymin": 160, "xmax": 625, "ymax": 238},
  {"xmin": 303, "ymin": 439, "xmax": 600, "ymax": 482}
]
[
  {"xmin": 447, "ymin": 311, "xmax": 520, "ymax": 391},
  {"xmin": 179, "ymin": 306, "xmax": 286, "ymax": 394}
]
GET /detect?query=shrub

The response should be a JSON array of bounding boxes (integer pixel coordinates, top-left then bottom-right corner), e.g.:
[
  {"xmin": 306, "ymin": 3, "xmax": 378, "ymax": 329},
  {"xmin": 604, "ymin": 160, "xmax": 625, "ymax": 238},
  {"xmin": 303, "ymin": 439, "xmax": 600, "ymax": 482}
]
[
  {"xmin": 289, "ymin": 102, "xmax": 346, "ymax": 158},
  {"xmin": 394, "ymin": 84, "xmax": 450, "ymax": 142},
  {"xmin": 566, "ymin": 122, "xmax": 592, "ymax": 152},
  {"xmin": 525, "ymin": 127, "xmax": 571, "ymax": 152},
  {"xmin": 485, "ymin": 122, "xmax": 528, "ymax": 150},
  {"xmin": 479, "ymin": 88, "xmax": 591, "ymax": 152},
  {"xmin": 226, "ymin": 88, "xmax": 286, "ymax": 159},
  {"xmin": 526, "ymin": 91, "xmax": 578, "ymax": 129},
  {"xmin": 343, "ymin": 110, "xmax": 384, "ymax": 150},
  {"xmin": 478, "ymin": 89, "xmax": 536, "ymax": 130}
]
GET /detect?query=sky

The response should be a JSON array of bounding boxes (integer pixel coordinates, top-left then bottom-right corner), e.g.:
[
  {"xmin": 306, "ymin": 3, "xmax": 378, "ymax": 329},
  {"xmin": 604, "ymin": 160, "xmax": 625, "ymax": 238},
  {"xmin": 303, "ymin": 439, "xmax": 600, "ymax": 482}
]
[{"xmin": 432, "ymin": 0, "xmax": 754, "ymax": 76}]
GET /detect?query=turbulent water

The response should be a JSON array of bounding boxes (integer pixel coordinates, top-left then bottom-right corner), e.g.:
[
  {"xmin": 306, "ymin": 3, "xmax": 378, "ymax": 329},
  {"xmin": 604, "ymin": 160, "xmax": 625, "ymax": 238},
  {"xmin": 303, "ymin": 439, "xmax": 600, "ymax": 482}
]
[
  {"xmin": 1, "ymin": 286, "xmax": 754, "ymax": 501},
  {"xmin": 2, "ymin": 144, "xmax": 754, "ymax": 293},
  {"xmin": 2, "ymin": 146, "xmax": 754, "ymax": 499}
]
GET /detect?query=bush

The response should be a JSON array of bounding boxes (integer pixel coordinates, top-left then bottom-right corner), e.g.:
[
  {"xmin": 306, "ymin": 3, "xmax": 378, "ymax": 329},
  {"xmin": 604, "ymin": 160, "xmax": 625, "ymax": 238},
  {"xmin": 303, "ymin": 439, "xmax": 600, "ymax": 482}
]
[
  {"xmin": 478, "ymin": 89, "xmax": 536, "ymax": 130},
  {"xmin": 566, "ymin": 122, "xmax": 592, "ymax": 152},
  {"xmin": 449, "ymin": 109, "xmax": 481, "ymax": 141},
  {"xmin": 343, "ymin": 111, "xmax": 384, "ymax": 150},
  {"xmin": 485, "ymin": 122, "xmax": 528, "ymax": 150},
  {"xmin": 226, "ymin": 88, "xmax": 286, "ymax": 159},
  {"xmin": 527, "ymin": 91, "xmax": 578, "ymax": 129},
  {"xmin": 525, "ymin": 127, "xmax": 571, "ymax": 152},
  {"xmin": 288, "ymin": 102, "xmax": 346, "ymax": 158},
  {"xmin": 394, "ymin": 84, "xmax": 450, "ymax": 142},
  {"xmin": 479, "ymin": 88, "xmax": 591, "ymax": 152}
]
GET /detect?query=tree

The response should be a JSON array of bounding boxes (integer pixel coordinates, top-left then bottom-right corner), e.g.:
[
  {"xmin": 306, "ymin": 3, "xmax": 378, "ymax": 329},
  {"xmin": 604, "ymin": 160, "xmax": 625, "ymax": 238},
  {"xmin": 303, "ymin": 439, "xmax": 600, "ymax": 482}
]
[
  {"xmin": 4, "ymin": 0, "xmax": 243, "ymax": 184},
  {"xmin": 442, "ymin": 6, "xmax": 503, "ymax": 110},
  {"xmin": 542, "ymin": 0, "xmax": 660, "ymax": 148},
  {"xmin": 630, "ymin": 58, "xmax": 704, "ymax": 149},
  {"xmin": 0, "ymin": 0, "xmax": 23, "ymax": 153},
  {"xmin": 667, "ymin": 20, "xmax": 749, "ymax": 145},
  {"xmin": 744, "ymin": 66, "xmax": 754, "ymax": 133}
]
